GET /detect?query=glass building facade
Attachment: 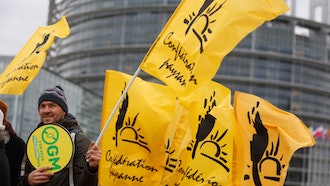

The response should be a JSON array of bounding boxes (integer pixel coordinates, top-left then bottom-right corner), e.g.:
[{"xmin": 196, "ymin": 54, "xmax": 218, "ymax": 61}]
[
  {"xmin": 0, "ymin": 55, "xmax": 102, "ymax": 141},
  {"xmin": 46, "ymin": 0, "xmax": 330, "ymax": 185},
  {"xmin": 46, "ymin": 0, "xmax": 180, "ymax": 95}
]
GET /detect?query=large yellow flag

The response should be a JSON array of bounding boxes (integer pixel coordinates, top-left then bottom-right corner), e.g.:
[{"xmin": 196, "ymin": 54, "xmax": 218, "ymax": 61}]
[
  {"xmin": 140, "ymin": 0, "xmax": 289, "ymax": 97},
  {"xmin": 234, "ymin": 91, "xmax": 316, "ymax": 186},
  {"xmin": 161, "ymin": 81, "xmax": 238, "ymax": 185},
  {"xmin": 98, "ymin": 70, "xmax": 177, "ymax": 186},
  {"xmin": 0, "ymin": 16, "xmax": 70, "ymax": 94}
]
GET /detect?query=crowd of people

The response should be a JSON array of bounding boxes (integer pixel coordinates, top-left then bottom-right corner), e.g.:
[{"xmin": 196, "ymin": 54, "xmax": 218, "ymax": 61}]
[{"xmin": 1, "ymin": 85, "xmax": 101, "ymax": 186}]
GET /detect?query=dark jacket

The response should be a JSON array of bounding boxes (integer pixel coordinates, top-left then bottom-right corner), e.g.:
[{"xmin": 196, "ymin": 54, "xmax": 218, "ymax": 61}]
[
  {"xmin": 18, "ymin": 113, "xmax": 98, "ymax": 186},
  {"xmin": 0, "ymin": 121, "xmax": 25, "ymax": 186},
  {"xmin": 6, "ymin": 130, "xmax": 26, "ymax": 186},
  {"xmin": 0, "ymin": 141, "xmax": 10, "ymax": 186}
]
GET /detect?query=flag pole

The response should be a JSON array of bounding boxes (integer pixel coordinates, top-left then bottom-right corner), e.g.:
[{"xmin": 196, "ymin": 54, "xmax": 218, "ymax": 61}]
[{"xmin": 95, "ymin": 66, "xmax": 141, "ymax": 145}]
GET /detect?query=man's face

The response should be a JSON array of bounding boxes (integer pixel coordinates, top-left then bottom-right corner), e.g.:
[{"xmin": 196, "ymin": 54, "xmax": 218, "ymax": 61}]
[{"xmin": 39, "ymin": 101, "xmax": 66, "ymax": 124}]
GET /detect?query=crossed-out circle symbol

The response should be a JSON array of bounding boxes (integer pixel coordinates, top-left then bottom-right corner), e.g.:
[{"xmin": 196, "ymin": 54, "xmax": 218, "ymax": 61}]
[{"xmin": 41, "ymin": 126, "xmax": 59, "ymax": 145}]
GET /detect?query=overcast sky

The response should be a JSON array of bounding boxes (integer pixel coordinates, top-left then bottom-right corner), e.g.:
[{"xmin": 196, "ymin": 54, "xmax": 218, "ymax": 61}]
[
  {"xmin": 0, "ymin": 0, "xmax": 310, "ymax": 56},
  {"xmin": 0, "ymin": 0, "xmax": 49, "ymax": 56}
]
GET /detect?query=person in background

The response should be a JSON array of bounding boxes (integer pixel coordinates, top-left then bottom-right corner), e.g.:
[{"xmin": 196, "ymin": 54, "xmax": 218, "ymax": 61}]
[
  {"xmin": 18, "ymin": 85, "xmax": 101, "ymax": 186},
  {"xmin": 0, "ymin": 99, "xmax": 26, "ymax": 186}
]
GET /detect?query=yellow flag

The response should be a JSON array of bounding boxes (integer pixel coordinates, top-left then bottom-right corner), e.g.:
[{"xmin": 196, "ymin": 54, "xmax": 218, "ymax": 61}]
[
  {"xmin": 0, "ymin": 16, "xmax": 70, "ymax": 94},
  {"xmin": 140, "ymin": 0, "xmax": 289, "ymax": 97},
  {"xmin": 98, "ymin": 70, "xmax": 177, "ymax": 186},
  {"xmin": 209, "ymin": 95, "xmax": 245, "ymax": 186},
  {"xmin": 161, "ymin": 102, "xmax": 192, "ymax": 184},
  {"xmin": 161, "ymin": 81, "xmax": 237, "ymax": 185},
  {"xmin": 234, "ymin": 91, "xmax": 316, "ymax": 186}
]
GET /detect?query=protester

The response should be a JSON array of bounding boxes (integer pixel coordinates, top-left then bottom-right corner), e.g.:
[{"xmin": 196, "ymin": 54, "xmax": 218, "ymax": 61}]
[
  {"xmin": 18, "ymin": 85, "xmax": 101, "ymax": 186},
  {"xmin": 0, "ymin": 99, "xmax": 26, "ymax": 186}
]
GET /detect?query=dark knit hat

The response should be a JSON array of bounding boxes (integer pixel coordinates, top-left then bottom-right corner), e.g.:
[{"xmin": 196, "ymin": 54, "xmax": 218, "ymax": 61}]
[
  {"xmin": 38, "ymin": 85, "xmax": 68, "ymax": 114},
  {"xmin": 0, "ymin": 99, "xmax": 8, "ymax": 124}
]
